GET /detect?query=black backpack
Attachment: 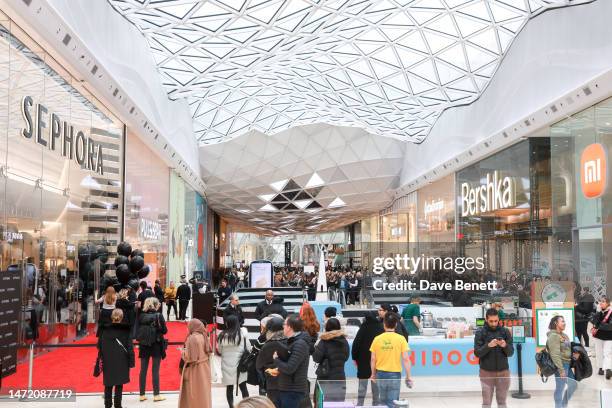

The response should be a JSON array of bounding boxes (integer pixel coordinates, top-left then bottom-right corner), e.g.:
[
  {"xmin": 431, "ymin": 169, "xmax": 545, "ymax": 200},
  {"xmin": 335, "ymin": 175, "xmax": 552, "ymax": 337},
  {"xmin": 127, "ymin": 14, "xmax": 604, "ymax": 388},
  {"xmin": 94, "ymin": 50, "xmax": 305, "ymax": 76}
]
[
  {"xmin": 137, "ymin": 313, "xmax": 159, "ymax": 346},
  {"xmin": 535, "ymin": 347, "xmax": 557, "ymax": 382}
]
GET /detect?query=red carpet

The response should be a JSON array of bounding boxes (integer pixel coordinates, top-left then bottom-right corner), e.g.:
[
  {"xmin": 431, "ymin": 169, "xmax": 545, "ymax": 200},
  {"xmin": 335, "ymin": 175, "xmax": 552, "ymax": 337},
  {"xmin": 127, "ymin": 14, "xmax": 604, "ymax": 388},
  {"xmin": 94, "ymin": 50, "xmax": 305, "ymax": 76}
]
[{"xmin": 3, "ymin": 322, "xmax": 189, "ymax": 393}]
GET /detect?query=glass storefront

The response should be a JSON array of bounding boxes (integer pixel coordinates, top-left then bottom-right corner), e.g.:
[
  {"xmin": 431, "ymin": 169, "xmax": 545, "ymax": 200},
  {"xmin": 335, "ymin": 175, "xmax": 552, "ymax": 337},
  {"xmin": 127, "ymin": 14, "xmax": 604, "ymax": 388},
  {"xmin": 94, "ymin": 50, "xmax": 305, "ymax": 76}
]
[
  {"xmin": 123, "ymin": 131, "xmax": 169, "ymax": 287},
  {"xmin": 168, "ymin": 171, "xmax": 185, "ymax": 284},
  {"xmin": 550, "ymin": 96, "xmax": 612, "ymax": 298},
  {"xmin": 0, "ymin": 14, "xmax": 124, "ymax": 348},
  {"xmin": 417, "ymin": 174, "xmax": 455, "ymax": 242}
]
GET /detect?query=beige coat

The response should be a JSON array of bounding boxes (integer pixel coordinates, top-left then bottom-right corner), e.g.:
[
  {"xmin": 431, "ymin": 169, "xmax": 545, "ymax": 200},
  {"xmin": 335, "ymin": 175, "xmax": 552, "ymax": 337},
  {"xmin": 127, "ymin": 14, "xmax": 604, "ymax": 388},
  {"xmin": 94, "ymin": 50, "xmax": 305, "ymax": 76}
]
[{"xmin": 179, "ymin": 331, "xmax": 212, "ymax": 408}]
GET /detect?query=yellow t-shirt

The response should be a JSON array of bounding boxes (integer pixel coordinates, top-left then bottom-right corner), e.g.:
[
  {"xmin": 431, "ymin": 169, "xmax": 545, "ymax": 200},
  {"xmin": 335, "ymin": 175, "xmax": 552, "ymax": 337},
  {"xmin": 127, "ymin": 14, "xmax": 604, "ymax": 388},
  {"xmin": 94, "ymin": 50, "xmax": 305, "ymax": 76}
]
[{"xmin": 369, "ymin": 331, "xmax": 409, "ymax": 373}]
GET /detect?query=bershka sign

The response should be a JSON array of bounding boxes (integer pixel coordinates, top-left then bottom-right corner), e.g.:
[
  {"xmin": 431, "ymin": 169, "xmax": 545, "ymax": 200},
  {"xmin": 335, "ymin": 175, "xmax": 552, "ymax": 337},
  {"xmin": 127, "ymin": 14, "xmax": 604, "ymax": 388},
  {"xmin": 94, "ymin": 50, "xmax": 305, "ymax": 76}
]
[
  {"xmin": 461, "ymin": 171, "xmax": 515, "ymax": 216},
  {"xmin": 21, "ymin": 96, "xmax": 104, "ymax": 175}
]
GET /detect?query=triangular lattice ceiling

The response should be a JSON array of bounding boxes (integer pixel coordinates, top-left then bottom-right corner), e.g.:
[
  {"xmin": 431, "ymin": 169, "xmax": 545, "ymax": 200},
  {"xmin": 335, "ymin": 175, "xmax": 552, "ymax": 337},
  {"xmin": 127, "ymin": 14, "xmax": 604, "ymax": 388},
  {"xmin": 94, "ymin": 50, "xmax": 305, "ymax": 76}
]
[{"xmin": 109, "ymin": 0, "xmax": 591, "ymax": 144}]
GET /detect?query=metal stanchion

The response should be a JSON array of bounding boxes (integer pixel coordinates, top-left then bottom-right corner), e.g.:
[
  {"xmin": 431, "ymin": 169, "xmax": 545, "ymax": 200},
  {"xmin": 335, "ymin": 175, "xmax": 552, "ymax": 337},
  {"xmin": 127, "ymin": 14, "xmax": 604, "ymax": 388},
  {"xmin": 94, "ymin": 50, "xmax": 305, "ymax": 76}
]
[
  {"xmin": 27, "ymin": 341, "xmax": 34, "ymax": 391},
  {"xmin": 512, "ymin": 343, "xmax": 531, "ymax": 399}
]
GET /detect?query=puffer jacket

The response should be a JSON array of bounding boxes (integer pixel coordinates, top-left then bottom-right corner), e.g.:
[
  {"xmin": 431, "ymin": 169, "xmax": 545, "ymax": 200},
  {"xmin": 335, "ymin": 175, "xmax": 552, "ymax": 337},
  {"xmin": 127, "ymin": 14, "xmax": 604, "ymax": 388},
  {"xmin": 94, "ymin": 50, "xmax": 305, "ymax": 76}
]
[
  {"xmin": 275, "ymin": 331, "xmax": 311, "ymax": 393},
  {"xmin": 313, "ymin": 330, "xmax": 350, "ymax": 380},
  {"xmin": 571, "ymin": 342, "xmax": 592, "ymax": 381}
]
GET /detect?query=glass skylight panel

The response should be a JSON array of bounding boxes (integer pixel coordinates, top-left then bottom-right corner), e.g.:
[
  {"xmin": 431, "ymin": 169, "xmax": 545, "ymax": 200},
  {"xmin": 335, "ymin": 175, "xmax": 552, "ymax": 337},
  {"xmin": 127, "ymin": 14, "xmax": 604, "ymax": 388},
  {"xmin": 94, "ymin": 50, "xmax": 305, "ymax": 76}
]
[
  {"xmin": 305, "ymin": 172, "xmax": 325, "ymax": 188},
  {"xmin": 109, "ymin": 0, "xmax": 589, "ymax": 144}
]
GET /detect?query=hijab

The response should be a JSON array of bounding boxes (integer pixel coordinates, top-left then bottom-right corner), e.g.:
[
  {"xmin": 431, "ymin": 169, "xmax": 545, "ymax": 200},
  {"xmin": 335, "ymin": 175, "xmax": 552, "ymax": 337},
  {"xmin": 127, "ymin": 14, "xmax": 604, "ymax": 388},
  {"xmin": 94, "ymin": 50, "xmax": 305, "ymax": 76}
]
[{"xmin": 186, "ymin": 319, "xmax": 212, "ymax": 354}]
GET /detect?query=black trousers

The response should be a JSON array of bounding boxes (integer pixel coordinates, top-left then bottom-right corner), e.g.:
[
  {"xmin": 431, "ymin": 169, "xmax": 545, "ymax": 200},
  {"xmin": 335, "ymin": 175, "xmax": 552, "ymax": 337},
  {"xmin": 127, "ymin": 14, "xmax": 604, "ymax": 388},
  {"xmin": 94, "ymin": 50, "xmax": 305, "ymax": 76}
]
[
  {"xmin": 166, "ymin": 300, "xmax": 177, "ymax": 321},
  {"xmin": 104, "ymin": 384, "xmax": 123, "ymax": 408},
  {"xmin": 140, "ymin": 356, "xmax": 161, "ymax": 395},
  {"xmin": 178, "ymin": 299, "xmax": 189, "ymax": 320},
  {"xmin": 576, "ymin": 321, "xmax": 590, "ymax": 347},
  {"xmin": 226, "ymin": 382, "xmax": 249, "ymax": 408}
]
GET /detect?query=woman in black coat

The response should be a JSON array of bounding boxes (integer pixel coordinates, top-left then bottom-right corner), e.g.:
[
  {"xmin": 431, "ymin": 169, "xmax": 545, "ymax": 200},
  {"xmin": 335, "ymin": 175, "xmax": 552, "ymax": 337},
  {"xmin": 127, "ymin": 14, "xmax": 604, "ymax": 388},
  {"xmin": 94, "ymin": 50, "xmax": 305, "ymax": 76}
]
[
  {"xmin": 351, "ymin": 311, "xmax": 384, "ymax": 406},
  {"xmin": 137, "ymin": 297, "xmax": 168, "ymax": 402},
  {"xmin": 99, "ymin": 309, "xmax": 134, "ymax": 408},
  {"xmin": 313, "ymin": 318, "xmax": 350, "ymax": 402},
  {"xmin": 255, "ymin": 317, "xmax": 288, "ymax": 404}
]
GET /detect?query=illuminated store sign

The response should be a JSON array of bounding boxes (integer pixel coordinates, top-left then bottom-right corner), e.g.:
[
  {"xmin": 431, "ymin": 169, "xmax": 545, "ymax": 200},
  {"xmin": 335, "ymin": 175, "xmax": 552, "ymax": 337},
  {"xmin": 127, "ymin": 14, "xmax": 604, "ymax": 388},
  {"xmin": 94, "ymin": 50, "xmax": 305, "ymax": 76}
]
[
  {"xmin": 139, "ymin": 218, "xmax": 161, "ymax": 241},
  {"xmin": 580, "ymin": 143, "xmax": 607, "ymax": 199},
  {"xmin": 424, "ymin": 200, "xmax": 444, "ymax": 215},
  {"xmin": 460, "ymin": 171, "xmax": 515, "ymax": 216},
  {"xmin": 21, "ymin": 96, "xmax": 104, "ymax": 175}
]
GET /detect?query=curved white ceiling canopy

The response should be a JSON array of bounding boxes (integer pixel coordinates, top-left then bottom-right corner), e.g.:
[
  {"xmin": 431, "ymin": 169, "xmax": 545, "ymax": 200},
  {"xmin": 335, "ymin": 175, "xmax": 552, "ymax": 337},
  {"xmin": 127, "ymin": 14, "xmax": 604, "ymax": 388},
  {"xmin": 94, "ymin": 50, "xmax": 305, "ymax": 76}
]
[{"xmin": 109, "ymin": 0, "xmax": 587, "ymax": 145}]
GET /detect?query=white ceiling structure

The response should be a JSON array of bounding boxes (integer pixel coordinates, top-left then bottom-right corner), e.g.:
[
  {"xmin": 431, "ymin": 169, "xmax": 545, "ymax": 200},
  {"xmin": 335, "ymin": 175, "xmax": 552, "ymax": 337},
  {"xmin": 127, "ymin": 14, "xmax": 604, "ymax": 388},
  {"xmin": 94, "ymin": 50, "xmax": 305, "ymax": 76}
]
[
  {"xmin": 200, "ymin": 124, "xmax": 404, "ymax": 234},
  {"xmin": 107, "ymin": 0, "xmax": 587, "ymax": 145},
  {"xmin": 107, "ymin": 0, "xmax": 591, "ymax": 234}
]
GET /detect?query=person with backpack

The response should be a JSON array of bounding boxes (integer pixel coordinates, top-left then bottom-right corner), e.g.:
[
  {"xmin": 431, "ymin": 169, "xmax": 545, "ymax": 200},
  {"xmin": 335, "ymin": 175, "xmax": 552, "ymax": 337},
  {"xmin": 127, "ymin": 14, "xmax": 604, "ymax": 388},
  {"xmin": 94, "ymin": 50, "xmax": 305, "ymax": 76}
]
[
  {"xmin": 474, "ymin": 308, "xmax": 513, "ymax": 408},
  {"xmin": 217, "ymin": 314, "xmax": 251, "ymax": 408},
  {"xmin": 137, "ymin": 297, "xmax": 167, "ymax": 402},
  {"xmin": 547, "ymin": 316, "xmax": 578, "ymax": 408},
  {"xmin": 312, "ymin": 318, "xmax": 349, "ymax": 402},
  {"xmin": 592, "ymin": 295, "xmax": 612, "ymax": 379},
  {"xmin": 98, "ymin": 308, "xmax": 134, "ymax": 408}
]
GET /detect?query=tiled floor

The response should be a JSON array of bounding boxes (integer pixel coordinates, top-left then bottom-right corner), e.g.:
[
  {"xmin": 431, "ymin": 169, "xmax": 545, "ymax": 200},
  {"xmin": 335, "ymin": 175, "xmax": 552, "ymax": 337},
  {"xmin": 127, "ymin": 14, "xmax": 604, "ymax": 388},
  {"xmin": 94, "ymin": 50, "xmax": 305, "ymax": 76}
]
[
  {"xmin": 2, "ymin": 374, "xmax": 610, "ymax": 408},
  {"xmin": 2, "ymin": 353, "xmax": 611, "ymax": 407}
]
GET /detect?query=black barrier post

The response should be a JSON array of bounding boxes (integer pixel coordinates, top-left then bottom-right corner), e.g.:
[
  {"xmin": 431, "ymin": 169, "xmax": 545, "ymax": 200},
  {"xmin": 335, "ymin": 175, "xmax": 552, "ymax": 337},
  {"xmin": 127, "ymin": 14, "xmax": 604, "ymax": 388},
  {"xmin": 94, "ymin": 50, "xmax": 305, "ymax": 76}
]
[{"xmin": 512, "ymin": 343, "xmax": 531, "ymax": 399}]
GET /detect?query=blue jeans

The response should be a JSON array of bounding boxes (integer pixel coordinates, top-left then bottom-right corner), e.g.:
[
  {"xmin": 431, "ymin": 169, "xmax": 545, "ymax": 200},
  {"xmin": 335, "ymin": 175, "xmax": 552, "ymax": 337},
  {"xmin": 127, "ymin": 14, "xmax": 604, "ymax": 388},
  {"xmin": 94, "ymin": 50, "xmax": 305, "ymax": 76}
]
[
  {"xmin": 554, "ymin": 363, "xmax": 577, "ymax": 408},
  {"xmin": 276, "ymin": 391, "xmax": 305, "ymax": 408},
  {"xmin": 376, "ymin": 371, "xmax": 401, "ymax": 408}
]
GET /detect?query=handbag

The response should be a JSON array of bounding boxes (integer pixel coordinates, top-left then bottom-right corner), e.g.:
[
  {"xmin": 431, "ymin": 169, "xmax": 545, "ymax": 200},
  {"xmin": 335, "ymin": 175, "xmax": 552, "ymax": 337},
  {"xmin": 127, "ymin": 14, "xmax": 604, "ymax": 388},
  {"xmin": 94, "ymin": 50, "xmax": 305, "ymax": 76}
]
[
  {"xmin": 93, "ymin": 351, "xmax": 102, "ymax": 377},
  {"xmin": 315, "ymin": 357, "xmax": 330, "ymax": 378}
]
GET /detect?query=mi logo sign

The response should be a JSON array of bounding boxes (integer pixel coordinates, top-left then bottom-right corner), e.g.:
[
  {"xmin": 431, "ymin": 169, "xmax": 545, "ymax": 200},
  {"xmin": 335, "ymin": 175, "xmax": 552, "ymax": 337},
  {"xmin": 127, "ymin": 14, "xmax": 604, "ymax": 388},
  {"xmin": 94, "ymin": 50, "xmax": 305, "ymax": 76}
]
[{"xmin": 581, "ymin": 143, "xmax": 607, "ymax": 199}]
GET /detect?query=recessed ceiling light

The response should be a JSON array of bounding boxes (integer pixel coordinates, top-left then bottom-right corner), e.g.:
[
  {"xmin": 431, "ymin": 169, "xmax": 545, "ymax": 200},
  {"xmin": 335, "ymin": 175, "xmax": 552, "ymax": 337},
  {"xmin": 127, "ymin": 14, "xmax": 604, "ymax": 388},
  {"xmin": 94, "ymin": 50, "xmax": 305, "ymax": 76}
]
[
  {"xmin": 236, "ymin": 209, "xmax": 252, "ymax": 213},
  {"xmin": 259, "ymin": 204, "xmax": 278, "ymax": 212}
]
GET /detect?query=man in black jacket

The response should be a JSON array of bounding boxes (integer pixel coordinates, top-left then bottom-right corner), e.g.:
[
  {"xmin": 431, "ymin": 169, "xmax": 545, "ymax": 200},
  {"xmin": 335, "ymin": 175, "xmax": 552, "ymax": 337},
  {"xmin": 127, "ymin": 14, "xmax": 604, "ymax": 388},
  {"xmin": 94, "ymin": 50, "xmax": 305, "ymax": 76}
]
[
  {"xmin": 255, "ymin": 290, "xmax": 276, "ymax": 320},
  {"xmin": 176, "ymin": 277, "xmax": 191, "ymax": 321},
  {"xmin": 474, "ymin": 308, "xmax": 514, "ymax": 408},
  {"xmin": 271, "ymin": 314, "xmax": 311, "ymax": 408},
  {"xmin": 223, "ymin": 294, "xmax": 244, "ymax": 326}
]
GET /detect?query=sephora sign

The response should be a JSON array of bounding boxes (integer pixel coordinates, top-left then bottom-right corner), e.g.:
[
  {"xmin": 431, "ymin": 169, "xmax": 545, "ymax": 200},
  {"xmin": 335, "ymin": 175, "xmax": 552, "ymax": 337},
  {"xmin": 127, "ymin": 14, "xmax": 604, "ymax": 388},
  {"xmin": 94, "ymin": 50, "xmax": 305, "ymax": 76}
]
[
  {"xmin": 21, "ymin": 96, "xmax": 104, "ymax": 175},
  {"xmin": 460, "ymin": 171, "xmax": 515, "ymax": 217}
]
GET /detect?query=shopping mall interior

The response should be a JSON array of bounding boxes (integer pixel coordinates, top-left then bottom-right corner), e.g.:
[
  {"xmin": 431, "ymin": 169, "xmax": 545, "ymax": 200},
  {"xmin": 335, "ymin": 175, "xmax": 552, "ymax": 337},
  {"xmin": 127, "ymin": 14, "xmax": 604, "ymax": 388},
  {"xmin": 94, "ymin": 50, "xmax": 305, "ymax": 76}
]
[{"xmin": 0, "ymin": 0, "xmax": 611, "ymax": 407}]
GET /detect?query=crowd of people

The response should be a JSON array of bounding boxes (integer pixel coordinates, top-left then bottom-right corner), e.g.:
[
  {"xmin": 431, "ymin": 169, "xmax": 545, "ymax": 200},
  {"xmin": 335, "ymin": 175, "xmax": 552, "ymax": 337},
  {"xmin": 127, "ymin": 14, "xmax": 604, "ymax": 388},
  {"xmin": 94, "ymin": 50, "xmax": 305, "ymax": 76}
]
[{"xmin": 88, "ymin": 261, "xmax": 612, "ymax": 408}]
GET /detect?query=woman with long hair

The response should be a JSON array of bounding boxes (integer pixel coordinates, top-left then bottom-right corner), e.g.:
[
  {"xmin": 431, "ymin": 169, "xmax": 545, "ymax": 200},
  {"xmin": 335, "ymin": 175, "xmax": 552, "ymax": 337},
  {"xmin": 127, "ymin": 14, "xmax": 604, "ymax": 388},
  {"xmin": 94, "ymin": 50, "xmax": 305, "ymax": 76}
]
[
  {"xmin": 547, "ymin": 316, "xmax": 578, "ymax": 408},
  {"xmin": 96, "ymin": 287, "xmax": 117, "ymax": 337},
  {"xmin": 218, "ymin": 314, "xmax": 251, "ymax": 408},
  {"xmin": 137, "ymin": 297, "xmax": 167, "ymax": 402},
  {"xmin": 179, "ymin": 319, "xmax": 212, "ymax": 408},
  {"xmin": 299, "ymin": 302, "xmax": 320, "ymax": 352},
  {"xmin": 98, "ymin": 308, "xmax": 134, "ymax": 408}
]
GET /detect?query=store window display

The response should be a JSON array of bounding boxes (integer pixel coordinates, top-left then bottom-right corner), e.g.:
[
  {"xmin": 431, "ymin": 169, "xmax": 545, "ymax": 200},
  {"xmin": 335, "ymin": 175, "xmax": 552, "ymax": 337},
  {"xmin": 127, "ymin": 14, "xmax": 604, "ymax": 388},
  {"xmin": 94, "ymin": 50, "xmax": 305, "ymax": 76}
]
[
  {"xmin": 0, "ymin": 14, "xmax": 124, "ymax": 349},
  {"xmin": 123, "ymin": 131, "xmax": 169, "ymax": 287}
]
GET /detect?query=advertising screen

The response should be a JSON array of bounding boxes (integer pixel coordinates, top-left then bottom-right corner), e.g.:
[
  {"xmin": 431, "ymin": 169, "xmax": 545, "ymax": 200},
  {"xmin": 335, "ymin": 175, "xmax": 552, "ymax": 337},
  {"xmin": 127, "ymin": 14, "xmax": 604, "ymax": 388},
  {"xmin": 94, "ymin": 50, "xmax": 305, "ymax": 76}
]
[{"xmin": 250, "ymin": 261, "xmax": 273, "ymax": 288}]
